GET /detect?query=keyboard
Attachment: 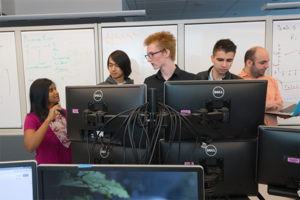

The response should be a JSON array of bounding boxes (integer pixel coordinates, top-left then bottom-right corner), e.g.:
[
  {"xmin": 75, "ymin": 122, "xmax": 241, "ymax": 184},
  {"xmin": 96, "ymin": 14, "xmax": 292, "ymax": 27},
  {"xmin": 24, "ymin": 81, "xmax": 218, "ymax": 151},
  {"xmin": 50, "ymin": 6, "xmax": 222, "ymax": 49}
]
[{"xmin": 280, "ymin": 104, "xmax": 297, "ymax": 113}]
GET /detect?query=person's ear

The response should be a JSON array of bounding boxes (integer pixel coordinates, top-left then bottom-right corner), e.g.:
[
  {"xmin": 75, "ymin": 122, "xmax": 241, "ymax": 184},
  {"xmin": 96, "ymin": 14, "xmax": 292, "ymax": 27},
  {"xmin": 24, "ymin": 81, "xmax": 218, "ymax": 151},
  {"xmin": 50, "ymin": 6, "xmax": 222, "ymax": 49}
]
[
  {"xmin": 164, "ymin": 49, "xmax": 171, "ymax": 58},
  {"xmin": 246, "ymin": 59, "xmax": 253, "ymax": 67},
  {"xmin": 211, "ymin": 55, "xmax": 214, "ymax": 63}
]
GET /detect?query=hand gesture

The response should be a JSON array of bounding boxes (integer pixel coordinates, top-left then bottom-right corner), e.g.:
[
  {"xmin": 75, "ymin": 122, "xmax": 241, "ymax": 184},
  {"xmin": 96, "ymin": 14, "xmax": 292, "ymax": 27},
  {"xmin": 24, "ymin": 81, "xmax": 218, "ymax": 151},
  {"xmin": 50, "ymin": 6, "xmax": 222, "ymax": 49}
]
[{"xmin": 46, "ymin": 104, "xmax": 62, "ymax": 122}]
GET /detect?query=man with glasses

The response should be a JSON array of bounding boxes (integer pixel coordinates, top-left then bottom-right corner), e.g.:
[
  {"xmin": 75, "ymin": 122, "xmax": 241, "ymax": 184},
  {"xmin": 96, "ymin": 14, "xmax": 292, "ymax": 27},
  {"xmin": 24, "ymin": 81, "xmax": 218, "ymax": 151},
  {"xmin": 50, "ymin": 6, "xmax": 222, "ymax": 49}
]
[
  {"xmin": 143, "ymin": 31, "xmax": 199, "ymax": 103},
  {"xmin": 197, "ymin": 39, "xmax": 241, "ymax": 80}
]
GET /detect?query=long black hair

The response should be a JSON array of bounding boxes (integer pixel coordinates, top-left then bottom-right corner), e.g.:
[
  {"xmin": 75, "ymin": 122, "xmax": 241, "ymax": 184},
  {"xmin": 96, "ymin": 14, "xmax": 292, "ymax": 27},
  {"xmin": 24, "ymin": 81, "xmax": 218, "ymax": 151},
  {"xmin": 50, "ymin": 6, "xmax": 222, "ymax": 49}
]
[
  {"xmin": 29, "ymin": 78, "xmax": 65, "ymax": 122},
  {"xmin": 107, "ymin": 50, "xmax": 132, "ymax": 80}
]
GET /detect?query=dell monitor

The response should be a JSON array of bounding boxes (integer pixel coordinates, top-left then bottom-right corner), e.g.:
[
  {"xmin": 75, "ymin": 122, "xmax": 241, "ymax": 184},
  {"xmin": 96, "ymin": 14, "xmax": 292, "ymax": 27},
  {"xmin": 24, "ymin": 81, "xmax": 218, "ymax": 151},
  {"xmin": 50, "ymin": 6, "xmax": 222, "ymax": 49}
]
[
  {"xmin": 160, "ymin": 138, "xmax": 259, "ymax": 199},
  {"xmin": 66, "ymin": 85, "xmax": 147, "ymax": 160},
  {"xmin": 164, "ymin": 80, "xmax": 267, "ymax": 139},
  {"xmin": 72, "ymin": 140, "xmax": 148, "ymax": 165},
  {"xmin": 256, "ymin": 126, "xmax": 300, "ymax": 199}
]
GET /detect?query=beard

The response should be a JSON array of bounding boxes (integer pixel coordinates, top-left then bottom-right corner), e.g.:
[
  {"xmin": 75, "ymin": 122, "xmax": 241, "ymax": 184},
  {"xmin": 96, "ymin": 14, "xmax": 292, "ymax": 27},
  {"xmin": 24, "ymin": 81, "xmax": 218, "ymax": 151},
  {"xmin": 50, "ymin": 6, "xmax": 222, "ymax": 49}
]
[{"xmin": 251, "ymin": 65, "xmax": 265, "ymax": 78}]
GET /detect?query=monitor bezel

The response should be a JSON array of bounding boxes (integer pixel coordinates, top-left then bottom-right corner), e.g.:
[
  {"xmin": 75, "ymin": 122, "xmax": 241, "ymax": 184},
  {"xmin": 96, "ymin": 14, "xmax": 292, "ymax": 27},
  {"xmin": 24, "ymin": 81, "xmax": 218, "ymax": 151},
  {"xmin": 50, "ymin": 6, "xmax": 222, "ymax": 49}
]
[
  {"xmin": 159, "ymin": 138, "xmax": 259, "ymax": 197},
  {"xmin": 163, "ymin": 79, "xmax": 267, "ymax": 139},
  {"xmin": 0, "ymin": 160, "xmax": 38, "ymax": 200},
  {"xmin": 256, "ymin": 125, "xmax": 300, "ymax": 190},
  {"xmin": 38, "ymin": 164, "xmax": 205, "ymax": 200},
  {"xmin": 66, "ymin": 84, "xmax": 147, "ymax": 142}
]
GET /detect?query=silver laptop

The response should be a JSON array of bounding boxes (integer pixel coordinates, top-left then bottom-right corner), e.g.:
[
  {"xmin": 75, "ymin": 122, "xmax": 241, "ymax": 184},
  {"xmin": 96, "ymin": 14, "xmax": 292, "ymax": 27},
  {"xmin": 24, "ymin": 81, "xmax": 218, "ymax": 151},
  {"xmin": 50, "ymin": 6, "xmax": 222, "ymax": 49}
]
[
  {"xmin": 38, "ymin": 164, "xmax": 204, "ymax": 200},
  {"xmin": 266, "ymin": 101, "xmax": 300, "ymax": 116},
  {"xmin": 0, "ymin": 160, "xmax": 38, "ymax": 200}
]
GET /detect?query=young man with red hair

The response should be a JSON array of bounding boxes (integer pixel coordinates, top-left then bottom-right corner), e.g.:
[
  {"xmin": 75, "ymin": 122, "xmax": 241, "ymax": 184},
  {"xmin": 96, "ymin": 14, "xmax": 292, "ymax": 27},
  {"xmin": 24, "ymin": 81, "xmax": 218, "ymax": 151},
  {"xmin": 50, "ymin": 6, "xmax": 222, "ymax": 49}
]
[{"xmin": 143, "ymin": 31, "xmax": 199, "ymax": 103}]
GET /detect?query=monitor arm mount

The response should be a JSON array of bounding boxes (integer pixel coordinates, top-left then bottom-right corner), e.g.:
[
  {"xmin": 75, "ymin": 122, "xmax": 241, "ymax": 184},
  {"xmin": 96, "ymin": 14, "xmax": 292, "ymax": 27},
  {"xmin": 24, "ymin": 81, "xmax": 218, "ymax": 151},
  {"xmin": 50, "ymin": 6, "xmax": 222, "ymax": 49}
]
[
  {"xmin": 193, "ymin": 100, "xmax": 231, "ymax": 128},
  {"xmin": 83, "ymin": 103, "xmax": 108, "ymax": 129},
  {"xmin": 82, "ymin": 89, "xmax": 170, "ymax": 164},
  {"xmin": 82, "ymin": 103, "xmax": 130, "ymax": 144}
]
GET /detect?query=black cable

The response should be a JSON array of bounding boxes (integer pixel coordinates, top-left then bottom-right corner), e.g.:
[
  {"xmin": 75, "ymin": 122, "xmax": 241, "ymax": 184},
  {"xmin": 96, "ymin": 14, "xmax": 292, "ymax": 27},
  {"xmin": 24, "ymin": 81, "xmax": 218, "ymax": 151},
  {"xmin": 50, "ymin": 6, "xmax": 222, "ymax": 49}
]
[
  {"xmin": 120, "ymin": 103, "xmax": 149, "ymax": 164},
  {"xmin": 128, "ymin": 103, "xmax": 151, "ymax": 163},
  {"xmin": 148, "ymin": 107, "xmax": 165, "ymax": 164},
  {"xmin": 93, "ymin": 103, "xmax": 148, "ymax": 151},
  {"xmin": 86, "ymin": 131, "xmax": 90, "ymax": 164},
  {"xmin": 160, "ymin": 103, "xmax": 203, "ymax": 138},
  {"xmin": 158, "ymin": 102, "xmax": 205, "ymax": 164},
  {"xmin": 88, "ymin": 104, "xmax": 147, "ymax": 164},
  {"xmin": 160, "ymin": 105, "xmax": 176, "ymax": 164},
  {"xmin": 192, "ymin": 113, "xmax": 211, "ymax": 123},
  {"xmin": 89, "ymin": 100, "xmax": 207, "ymax": 165},
  {"xmin": 91, "ymin": 107, "xmax": 136, "ymax": 150},
  {"xmin": 190, "ymin": 137, "xmax": 199, "ymax": 164}
]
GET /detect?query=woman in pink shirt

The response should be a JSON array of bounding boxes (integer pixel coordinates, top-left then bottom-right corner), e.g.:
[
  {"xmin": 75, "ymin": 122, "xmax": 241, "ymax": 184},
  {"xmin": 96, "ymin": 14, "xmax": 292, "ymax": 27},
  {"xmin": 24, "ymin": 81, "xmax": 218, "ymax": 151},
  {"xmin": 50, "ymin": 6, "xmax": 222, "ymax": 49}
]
[{"xmin": 24, "ymin": 78, "xmax": 71, "ymax": 164}]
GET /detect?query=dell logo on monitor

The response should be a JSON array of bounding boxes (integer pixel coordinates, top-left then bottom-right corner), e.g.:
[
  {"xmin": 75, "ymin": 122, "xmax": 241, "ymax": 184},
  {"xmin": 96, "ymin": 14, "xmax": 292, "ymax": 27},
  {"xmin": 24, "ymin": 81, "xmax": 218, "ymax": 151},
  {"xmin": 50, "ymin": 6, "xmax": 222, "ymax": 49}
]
[
  {"xmin": 100, "ymin": 147, "xmax": 109, "ymax": 158},
  {"xmin": 205, "ymin": 145, "xmax": 217, "ymax": 156},
  {"xmin": 93, "ymin": 90, "xmax": 103, "ymax": 101},
  {"xmin": 212, "ymin": 86, "xmax": 225, "ymax": 98}
]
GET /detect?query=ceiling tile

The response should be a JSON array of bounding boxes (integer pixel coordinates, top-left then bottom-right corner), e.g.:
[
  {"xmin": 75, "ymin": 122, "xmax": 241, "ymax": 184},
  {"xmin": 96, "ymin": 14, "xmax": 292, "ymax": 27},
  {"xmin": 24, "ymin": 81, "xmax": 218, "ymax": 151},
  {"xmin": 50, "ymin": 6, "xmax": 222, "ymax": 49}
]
[
  {"xmin": 221, "ymin": 10, "xmax": 269, "ymax": 18},
  {"xmin": 136, "ymin": 1, "xmax": 187, "ymax": 10},
  {"xmin": 126, "ymin": 2, "xmax": 137, "ymax": 10},
  {"xmin": 146, "ymin": 8, "xmax": 184, "ymax": 15},
  {"xmin": 126, "ymin": 0, "xmax": 300, "ymax": 21},
  {"xmin": 183, "ymin": 0, "xmax": 237, "ymax": 14}
]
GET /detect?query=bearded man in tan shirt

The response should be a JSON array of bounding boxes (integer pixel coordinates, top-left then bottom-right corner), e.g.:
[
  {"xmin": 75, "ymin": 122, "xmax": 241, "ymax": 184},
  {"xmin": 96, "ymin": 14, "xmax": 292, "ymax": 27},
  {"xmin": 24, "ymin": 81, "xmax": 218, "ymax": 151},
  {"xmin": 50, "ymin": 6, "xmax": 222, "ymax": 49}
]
[{"xmin": 238, "ymin": 46, "xmax": 285, "ymax": 126}]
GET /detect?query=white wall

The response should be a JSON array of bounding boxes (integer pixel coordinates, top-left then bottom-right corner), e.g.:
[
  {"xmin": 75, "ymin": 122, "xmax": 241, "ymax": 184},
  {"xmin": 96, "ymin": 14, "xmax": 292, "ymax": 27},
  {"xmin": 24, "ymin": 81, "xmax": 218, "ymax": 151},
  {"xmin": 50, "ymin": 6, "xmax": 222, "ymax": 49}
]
[{"xmin": 13, "ymin": 0, "xmax": 122, "ymax": 15}]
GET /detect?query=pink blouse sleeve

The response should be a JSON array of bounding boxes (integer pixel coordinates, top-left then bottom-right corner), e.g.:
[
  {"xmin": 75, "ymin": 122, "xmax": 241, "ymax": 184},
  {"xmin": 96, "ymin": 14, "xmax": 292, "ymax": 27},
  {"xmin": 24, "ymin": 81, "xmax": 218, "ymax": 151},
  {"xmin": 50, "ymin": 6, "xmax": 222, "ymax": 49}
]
[{"xmin": 24, "ymin": 114, "xmax": 40, "ymax": 131}]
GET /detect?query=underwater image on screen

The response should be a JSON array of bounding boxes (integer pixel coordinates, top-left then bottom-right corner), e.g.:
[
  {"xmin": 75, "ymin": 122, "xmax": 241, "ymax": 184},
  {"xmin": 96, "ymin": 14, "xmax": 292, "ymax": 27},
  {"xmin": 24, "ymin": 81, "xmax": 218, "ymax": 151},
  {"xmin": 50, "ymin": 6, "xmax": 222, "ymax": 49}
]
[{"xmin": 42, "ymin": 170, "xmax": 198, "ymax": 200}]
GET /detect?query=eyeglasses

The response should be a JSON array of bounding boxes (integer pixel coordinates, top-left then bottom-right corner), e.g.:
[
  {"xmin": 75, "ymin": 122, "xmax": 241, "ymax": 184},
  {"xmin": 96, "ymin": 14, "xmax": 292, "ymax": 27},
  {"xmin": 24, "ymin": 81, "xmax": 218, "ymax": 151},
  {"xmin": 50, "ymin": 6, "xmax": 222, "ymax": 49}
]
[{"xmin": 145, "ymin": 50, "xmax": 165, "ymax": 59}]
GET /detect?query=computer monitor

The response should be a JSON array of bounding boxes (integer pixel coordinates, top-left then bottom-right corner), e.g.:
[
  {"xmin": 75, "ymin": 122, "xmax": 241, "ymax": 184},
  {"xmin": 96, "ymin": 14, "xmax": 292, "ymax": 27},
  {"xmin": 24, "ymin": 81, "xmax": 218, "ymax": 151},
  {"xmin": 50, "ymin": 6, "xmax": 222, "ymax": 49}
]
[
  {"xmin": 0, "ymin": 160, "xmax": 38, "ymax": 200},
  {"xmin": 256, "ymin": 126, "xmax": 300, "ymax": 199},
  {"xmin": 72, "ymin": 140, "xmax": 148, "ymax": 164},
  {"xmin": 38, "ymin": 164, "xmax": 205, "ymax": 200},
  {"xmin": 160, "ymin": 138, "xmax": 259, "ymax": 198},
  {"xmin": 66, "ymin": 84, "xmax": 147, "ymax": 149},
  {"xmin": 164, "ymin": 80, "xmax": 267, "ymax": 139}
]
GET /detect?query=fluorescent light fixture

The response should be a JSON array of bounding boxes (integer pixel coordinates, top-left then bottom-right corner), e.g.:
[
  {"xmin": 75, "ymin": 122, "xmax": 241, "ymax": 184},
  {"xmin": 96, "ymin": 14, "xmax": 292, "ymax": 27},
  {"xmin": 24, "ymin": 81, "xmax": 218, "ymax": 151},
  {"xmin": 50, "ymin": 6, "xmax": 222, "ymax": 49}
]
[
  {"xmin": 0, "ymin": 10, "xmax": 146, "ymax": 22},
  {"xmin": 261, "ymin": 2, "xmax": 300, "ymax": 10}
]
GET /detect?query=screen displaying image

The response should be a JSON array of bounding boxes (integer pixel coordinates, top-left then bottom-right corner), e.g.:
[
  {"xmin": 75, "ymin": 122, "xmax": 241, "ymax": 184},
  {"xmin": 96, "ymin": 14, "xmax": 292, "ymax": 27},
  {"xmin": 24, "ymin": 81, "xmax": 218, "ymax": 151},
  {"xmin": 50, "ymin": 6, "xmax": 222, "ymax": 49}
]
[{"xmin": 41, "ymin": 170, "xmax": 198, "ymax": 200}]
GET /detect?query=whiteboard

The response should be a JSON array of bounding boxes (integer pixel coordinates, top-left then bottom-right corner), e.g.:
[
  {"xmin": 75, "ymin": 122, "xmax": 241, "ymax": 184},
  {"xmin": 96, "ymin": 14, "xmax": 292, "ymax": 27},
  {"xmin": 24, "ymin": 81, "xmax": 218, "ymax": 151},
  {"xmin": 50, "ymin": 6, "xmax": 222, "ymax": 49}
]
[
  {"xmin": 185, "ymin": 22, "xmax": 265, "ymax": 75},
  {"xmin": 0, "ymin": 32, "xmax": 22, "ymax": 128},
  {"xmin": 21, "ymin": 29, "xmax": 97, "ymax": 112},
  {"xmin": 272, "ymin": 20, "xmax": 300, "ymax": 125},
  {"xmin": 101, "ymin": 25, "xmax": 177, "ymax": 84}
]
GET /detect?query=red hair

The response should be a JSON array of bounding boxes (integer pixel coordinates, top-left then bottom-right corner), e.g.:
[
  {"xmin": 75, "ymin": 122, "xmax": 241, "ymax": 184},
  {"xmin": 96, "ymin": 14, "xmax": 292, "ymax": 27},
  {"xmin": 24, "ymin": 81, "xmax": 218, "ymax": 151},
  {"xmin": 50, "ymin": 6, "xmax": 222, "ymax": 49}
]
[{"xmin": 144, "ymin": 31, "xmax": 176, "ymax": 61}]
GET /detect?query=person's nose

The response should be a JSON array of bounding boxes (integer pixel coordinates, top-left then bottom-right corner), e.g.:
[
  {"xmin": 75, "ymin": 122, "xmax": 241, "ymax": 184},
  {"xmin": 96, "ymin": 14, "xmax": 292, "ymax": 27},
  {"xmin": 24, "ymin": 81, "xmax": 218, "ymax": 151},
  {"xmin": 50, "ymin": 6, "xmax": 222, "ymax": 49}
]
[
  {"xmin": 265, "ymin": 62, "xmax": 269, "ymax": 69},
  {"xmin": 222, "ymin": 61, "xmax": 226, "ymax": 67}
]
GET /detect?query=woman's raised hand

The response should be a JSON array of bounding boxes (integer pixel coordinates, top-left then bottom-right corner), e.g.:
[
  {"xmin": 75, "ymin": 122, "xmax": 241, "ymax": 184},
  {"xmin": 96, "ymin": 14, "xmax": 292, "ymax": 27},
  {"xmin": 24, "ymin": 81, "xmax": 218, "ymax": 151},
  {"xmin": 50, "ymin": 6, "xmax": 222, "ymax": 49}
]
[{"xmin": 46, "ymin": 104, "xmax": 62, "ymax": 122}]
